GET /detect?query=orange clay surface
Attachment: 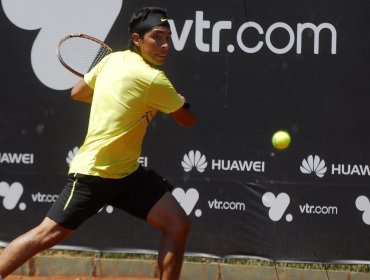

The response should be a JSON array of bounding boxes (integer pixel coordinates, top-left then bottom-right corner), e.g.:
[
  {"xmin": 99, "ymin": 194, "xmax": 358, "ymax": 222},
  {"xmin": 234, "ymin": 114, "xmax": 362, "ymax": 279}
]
[{"xmin": 8, "ymin": 277, "xmax": 156, "ymax": 280}]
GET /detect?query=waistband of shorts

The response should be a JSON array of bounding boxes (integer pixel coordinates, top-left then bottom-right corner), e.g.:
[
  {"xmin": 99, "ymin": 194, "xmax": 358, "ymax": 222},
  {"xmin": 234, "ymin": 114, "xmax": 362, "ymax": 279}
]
[
  {"xmin": 68, "ymin": 173, "xmax": 95, "ymax": 179},
  {"xmin": 68, "ymin": 166, "xmax": 143, "ymax": 180}
]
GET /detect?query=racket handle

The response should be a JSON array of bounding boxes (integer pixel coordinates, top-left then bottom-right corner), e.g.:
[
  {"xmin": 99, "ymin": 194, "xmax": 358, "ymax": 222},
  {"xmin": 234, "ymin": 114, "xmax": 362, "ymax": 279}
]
[{"xmin": 183, "ymin": 102, "xmax": 191, "ymax": 110}]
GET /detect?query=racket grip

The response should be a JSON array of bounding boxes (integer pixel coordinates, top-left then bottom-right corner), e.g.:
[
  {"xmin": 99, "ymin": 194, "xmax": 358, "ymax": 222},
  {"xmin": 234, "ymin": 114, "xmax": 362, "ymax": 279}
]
[{"xmin": 183, "ymin": 102, "xmax": 191, "ymax": 110}]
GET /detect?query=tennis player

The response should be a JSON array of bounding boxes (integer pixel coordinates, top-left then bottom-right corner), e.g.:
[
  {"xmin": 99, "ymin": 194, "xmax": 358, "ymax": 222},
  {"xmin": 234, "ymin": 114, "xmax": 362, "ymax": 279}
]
[{"xmin": 0, "ymin": 7, "xmax": 196, "ymax": 280}]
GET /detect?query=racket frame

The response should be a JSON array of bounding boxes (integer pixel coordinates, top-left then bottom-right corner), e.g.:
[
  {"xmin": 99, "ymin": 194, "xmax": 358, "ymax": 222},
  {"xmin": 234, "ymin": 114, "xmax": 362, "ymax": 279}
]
[{"xmin": 56, "ymin": 34, "xmax": 113, "ymax": 77}]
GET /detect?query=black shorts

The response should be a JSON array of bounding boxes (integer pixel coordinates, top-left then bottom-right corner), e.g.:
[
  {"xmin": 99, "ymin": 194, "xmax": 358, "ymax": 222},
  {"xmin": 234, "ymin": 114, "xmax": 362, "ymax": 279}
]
[{"xmin": 47, "ymin": 166, "xmax": 173, "ymax": 230}]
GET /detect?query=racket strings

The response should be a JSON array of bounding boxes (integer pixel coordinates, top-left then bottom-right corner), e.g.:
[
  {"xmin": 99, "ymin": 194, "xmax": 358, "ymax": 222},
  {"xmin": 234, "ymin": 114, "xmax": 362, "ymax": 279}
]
[
  {"xmin": 58, "ymin": 37, "xmax": 111, "ymax": 76},
  {"xmin": 87, "ymin": 46, "xmax": 111, "ymax": 72}
]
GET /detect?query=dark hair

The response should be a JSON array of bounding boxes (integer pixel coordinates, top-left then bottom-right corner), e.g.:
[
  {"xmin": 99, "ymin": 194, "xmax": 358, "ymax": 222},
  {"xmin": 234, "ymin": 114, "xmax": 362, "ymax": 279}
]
[{"xmin": 127, "ymin": 7, "xmax": 168, "ymax": 51}]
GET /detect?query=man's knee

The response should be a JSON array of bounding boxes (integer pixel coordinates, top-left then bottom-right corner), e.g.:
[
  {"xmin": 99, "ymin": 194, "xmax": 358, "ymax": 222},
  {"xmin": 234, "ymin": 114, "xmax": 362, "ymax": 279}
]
[
  {"xmin": 169, "ymin": 216, "xmax": 192, "ymax": 241},
  {"xmin": 147, "ymin": 192, "xmax": 192, "ymax": 240},
  {"xmin": 32, "ymin": 218, "xmax": 73, "ymax": 249}
]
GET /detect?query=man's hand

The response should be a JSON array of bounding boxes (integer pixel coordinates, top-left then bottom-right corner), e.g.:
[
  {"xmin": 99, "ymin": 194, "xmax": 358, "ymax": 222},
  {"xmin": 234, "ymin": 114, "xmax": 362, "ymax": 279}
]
[{"xmin": 71, "ymin": 79, "xmax": 94, "ymax": 103}]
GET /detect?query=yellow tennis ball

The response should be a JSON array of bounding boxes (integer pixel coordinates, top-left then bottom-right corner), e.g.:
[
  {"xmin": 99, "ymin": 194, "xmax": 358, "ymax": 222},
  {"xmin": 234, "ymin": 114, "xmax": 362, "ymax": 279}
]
[{"xmin": 272, "ymin": 130, "xmax": 291, "ymax": 150}]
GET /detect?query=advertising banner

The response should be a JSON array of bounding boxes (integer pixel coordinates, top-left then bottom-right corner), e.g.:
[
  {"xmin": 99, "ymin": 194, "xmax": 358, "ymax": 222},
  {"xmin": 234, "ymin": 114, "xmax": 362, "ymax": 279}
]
[{"xmin": 0, "ymin": 0, "xmax": 369, "ymax": 263}]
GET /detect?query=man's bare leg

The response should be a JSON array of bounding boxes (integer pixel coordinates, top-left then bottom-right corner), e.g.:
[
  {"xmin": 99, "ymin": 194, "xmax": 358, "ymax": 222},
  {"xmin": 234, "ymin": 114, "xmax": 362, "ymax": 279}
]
[
  {"xmin": 0, "ymin": 217, "xmax": 73, "ymax": 278},
  {"xmin": 157, "ymin": 232, "xmax": 187, "ymax": 279},
  {"xmin": 147, "ymin": 192, "xmax": 191, "ymax": 280}
]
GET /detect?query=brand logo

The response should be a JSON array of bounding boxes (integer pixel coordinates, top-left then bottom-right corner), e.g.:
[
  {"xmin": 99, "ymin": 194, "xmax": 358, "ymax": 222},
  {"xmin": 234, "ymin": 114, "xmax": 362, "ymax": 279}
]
[
  {"xmin": 299, "ymin": 203, "xmax": 338, "ymax": 215},
  {"xmin": 331, "ymin": 164, "xmax": 370, "ymax": 176},
  {"xmin": 172, "ymin": 187, "xmax": 246, "ymax": 217},
  {"xmin": 66, "ymin": 146, "xmax": 79, "ymax": 165},
  {"xmin": 31, "ymin": 192, "xmax": 58, "ymax": 203},
  {"xmin": 66, "ymin": 147, "xmax": 148, "ymax": 167},
  {"xmin": 300, "ymin": 155, "xmax": 327, "ymax": 178},
  {"xmin": 0, "ymin": 181, "xmax": 26, "ymax": 210},
  {"xmin": 172, "ymin": 188, "xmax": 202, "ymax": 217},
  {"xmin": 169, "ymin": 11, "xmax": 337, "ymax": 54},
  {"xmin": 182, "ymin": 150, "xmax": 265, "ymax": 174},
  {"xmin": 300, "ymin": 155, "xmax": 369, "ymax": 178},
  {"xmin": 356, "ymin": 195, "xmax": 370, "ymax": 225},
  {"xmin": 1, "ymin": 0, "xmax": 122, "ymax": 90},
  {"xmin": 212, "ymin": 159, "xmax": 265, "ymax": 172},
  {"xmin": 2, "ymin": 3, "xmax": 337, "ymax": 90},
  {"xmin": 262, "ymin": 192, "xmax": 292, "ymax": 222},
  {"xmin": 262, "ymin": 192, "xmax": 338, "ymax": 221},
  {"xmin": 0, "ymin": 153, "xmax": 34, "ymax": 165},
  {"xmin": 138, "ymin": 156, "xmax": 148, "ymax": 168},
  {"xmin": 160, "ymin": 18, "xmax": 168, "ymax": 22},
  {"xmin": 98, "ymin": 205, "xmax": 114, "ymax": 214},
  {"xmin": 66, "ymin": 146, "xmax": 148, "ymax": 168},
  {"xmin": 30, "ymin": 192, "xmax": 113, "ymax": 213},
  {"xmin": 182, "ymin": 150, "xmax": 208, "ymax": 173},
  {"xmin": 208, "ymin": 199, "xmax": 246, "ymax": 211}
]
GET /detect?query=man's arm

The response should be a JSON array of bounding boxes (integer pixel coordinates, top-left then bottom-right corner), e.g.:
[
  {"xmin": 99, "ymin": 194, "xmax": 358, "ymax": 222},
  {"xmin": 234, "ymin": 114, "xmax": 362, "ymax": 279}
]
[
  {"xmin": 170, "ymin": 105, "xmax": 196, "ymax": 128},
  {"xmin": 71, "ymin": 79, "xmax": 94, "ymax": 103}
]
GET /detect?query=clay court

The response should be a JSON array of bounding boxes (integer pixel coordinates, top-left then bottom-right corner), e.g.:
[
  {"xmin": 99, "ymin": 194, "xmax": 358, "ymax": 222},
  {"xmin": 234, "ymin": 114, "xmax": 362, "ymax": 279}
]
[{"xmin": 8, "ymin": 277, "xmax": 155, "ymax": 280}]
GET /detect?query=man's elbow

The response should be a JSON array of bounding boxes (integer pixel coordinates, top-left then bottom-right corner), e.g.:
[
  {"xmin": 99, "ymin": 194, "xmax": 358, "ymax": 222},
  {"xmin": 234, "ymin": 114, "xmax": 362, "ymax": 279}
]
[
  {"xmin": 70, "ymin": 86, "xmax": 93, "ymax": 103},
  {"xmin": 175, "ymin": 112, "xmax": 197, "ymax": 128},
  {"xmin": 70, "ymin": 89, "xmax": 79, "ymax": 101},
  {"xmin": 180, "ymin": 117, "xmax": 196, "ymax": 128}
]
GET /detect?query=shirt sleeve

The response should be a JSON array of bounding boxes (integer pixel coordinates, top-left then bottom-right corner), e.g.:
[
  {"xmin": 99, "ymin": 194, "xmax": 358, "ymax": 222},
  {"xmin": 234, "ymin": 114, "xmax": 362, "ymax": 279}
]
[
  {"xmin": 83, "ymin": 55, "xmax": 110, "ymax": 89},
  {"xmin": 84, "ymin": 66, "xmax": 98, "ymax": 89},
  {"xmin": 146, "ymin": 71, "xmax": 185, "ymax": 114}
]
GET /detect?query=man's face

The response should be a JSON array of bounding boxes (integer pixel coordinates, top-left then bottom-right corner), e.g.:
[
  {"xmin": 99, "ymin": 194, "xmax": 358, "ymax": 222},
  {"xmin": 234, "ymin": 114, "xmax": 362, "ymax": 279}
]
[{"xmin": 135, "ymin": 26, "xmax": 172, "ymax": 66}]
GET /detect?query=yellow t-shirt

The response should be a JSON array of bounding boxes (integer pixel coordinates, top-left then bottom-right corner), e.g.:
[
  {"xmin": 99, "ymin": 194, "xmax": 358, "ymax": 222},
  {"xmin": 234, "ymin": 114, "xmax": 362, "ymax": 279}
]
[{"xmin": 69, "ymin": 50, "xmax": 184, "ymax": 178}]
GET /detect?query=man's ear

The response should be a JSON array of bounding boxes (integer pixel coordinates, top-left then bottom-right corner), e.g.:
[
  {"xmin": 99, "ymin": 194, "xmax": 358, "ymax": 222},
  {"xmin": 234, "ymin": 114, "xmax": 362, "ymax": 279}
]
[{"xmin": 132, "ymin": 33, "xmax": 141, "ymax": 48}]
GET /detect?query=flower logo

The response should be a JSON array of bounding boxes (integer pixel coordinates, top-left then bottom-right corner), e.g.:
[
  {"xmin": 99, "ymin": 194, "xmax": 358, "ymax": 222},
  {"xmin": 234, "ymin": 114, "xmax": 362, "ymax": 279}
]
[
  {"xmin": 300, "ymin": 155, "xmax": 327, "ymax": 178},
  {"xmin": 181, "ymin": 150, "xmax": 208, "ymax": 173}
]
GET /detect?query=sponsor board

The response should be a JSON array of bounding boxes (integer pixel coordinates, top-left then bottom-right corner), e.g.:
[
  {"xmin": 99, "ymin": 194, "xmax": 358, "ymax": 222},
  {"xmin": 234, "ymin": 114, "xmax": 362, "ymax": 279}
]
[
  {"xmin": 182, "ymin": 150, "xmax": 265, "ymax": 174},
  {"xmin": 300, "ymin": 155, "xmax": 370, "ymax": 178}
]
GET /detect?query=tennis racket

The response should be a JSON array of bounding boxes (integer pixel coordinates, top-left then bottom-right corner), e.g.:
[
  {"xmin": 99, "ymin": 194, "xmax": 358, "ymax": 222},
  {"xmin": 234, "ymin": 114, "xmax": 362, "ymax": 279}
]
[
  {"xmin": 56, "ymin": 34, "xmax": 112, "ymax": 77},
  {"xmin": 57, "ymin": 34, "xmax": 191, "ymax": 109}
]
